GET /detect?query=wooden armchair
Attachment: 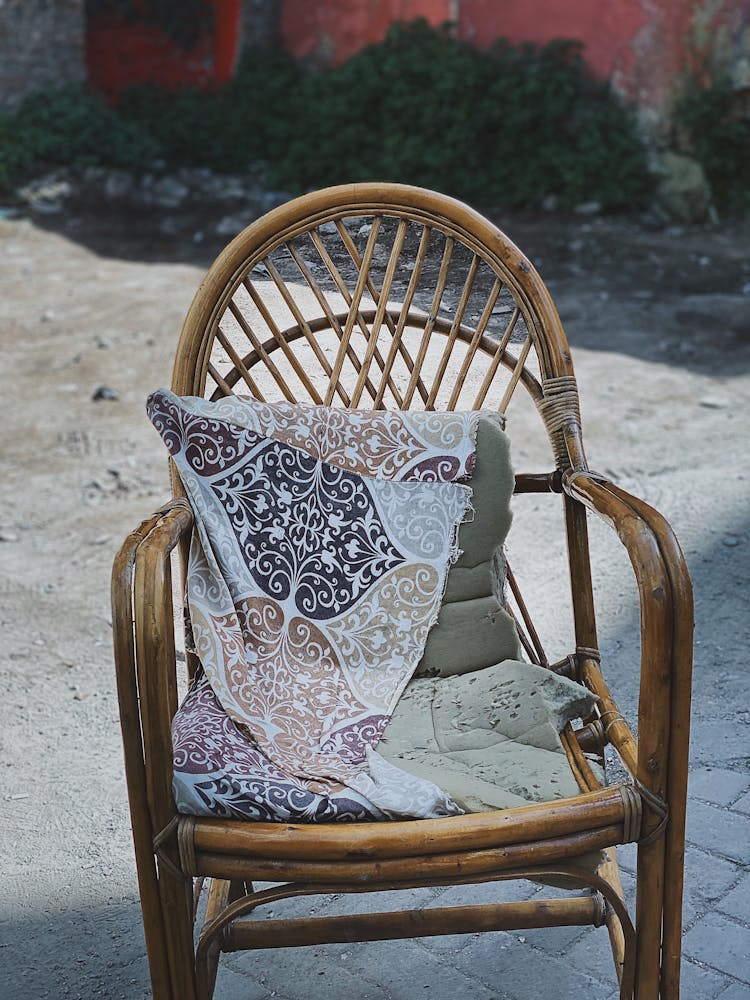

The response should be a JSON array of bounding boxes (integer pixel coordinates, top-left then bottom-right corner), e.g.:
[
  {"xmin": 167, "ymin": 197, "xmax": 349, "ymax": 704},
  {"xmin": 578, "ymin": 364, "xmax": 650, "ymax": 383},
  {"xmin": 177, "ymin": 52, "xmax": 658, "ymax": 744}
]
[{"xmin": 112, "ymin": 184, "xmax": 692, "ymax": 999}]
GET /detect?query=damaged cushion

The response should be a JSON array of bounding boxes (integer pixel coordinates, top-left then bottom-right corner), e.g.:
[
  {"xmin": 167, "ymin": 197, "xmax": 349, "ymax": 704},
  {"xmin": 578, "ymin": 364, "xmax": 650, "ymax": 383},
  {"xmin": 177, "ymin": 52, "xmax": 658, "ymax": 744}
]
[
  {"xmin": 379, "ymin": 659, "xmax": 603, "ymax": 813},
  {"xmin": 417, "ymin": 413, "xmax": 521, "ymax": 677}
]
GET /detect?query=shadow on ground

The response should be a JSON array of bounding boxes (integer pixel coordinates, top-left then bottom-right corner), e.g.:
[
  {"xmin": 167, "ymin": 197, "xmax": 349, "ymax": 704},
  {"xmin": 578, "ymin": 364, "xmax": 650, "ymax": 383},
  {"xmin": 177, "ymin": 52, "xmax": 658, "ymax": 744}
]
[{"xmin": 19, "ymin": 190, "xmax": 750, "ymax": 377}]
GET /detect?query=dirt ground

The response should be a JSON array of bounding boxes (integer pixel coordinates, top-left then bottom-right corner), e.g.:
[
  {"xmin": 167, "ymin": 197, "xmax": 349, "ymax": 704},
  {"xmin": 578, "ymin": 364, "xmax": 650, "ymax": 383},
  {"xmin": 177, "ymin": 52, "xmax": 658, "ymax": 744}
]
[{"xmin": 1, "ymin": 192, "xmax": 749, "ymax": 999}]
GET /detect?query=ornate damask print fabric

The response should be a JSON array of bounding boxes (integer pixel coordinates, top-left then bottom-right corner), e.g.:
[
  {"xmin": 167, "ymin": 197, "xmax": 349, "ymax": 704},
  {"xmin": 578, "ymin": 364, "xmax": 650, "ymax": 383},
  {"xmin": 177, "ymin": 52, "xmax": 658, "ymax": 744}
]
[{"xmin": 148, "ymin": 390, "xmax": 479, "ymax": 821}]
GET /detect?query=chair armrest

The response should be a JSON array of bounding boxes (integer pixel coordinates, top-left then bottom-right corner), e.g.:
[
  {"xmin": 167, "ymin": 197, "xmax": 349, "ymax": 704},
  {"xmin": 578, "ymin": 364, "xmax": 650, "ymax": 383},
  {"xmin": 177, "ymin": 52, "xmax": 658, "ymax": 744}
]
[
  {"xmin": 112, "ymin": 500, "xmax": 194, "ymax": 838},
  {"xmin": 561, "ymin": 470, "xmax": 693, "ymax": 834}
]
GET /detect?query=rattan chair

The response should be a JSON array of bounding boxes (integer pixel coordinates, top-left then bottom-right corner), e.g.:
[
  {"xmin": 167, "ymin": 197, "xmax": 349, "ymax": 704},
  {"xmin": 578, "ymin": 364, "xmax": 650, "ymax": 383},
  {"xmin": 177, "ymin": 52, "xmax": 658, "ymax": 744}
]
[{"xmin": 112, "ymin": 183, "xmax": 692, "ymax": 1000}]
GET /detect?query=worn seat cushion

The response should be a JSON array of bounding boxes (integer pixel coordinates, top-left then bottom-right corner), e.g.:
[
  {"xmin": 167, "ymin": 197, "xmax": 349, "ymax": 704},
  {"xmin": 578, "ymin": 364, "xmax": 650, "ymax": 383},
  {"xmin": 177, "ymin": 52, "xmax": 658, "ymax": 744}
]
[
  {"xmin": 379, "ymin": 658, "xmax": 605, "ymax": 879},
  {"xmin": 379, "ymin": 659, "xmax": 602, "ymax": 812},
  {"xmin": 417, "ymin": 412, "xmax": 521, "ymax": 677}
]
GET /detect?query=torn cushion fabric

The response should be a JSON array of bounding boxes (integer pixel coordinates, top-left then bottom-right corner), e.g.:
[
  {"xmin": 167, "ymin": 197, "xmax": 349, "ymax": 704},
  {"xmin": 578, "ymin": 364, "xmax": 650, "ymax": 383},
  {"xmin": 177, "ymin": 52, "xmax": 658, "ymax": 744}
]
[
  {"xmin": 418, "ymin": 412, "xmax": 521, "ymax": 677},
  {"xmin": 148, "ymin": 390, "xmax": 479, "ymax": 820},
  {"xmin": 378, "ymin": 660, "xmax": 602, "ymax": 813}
]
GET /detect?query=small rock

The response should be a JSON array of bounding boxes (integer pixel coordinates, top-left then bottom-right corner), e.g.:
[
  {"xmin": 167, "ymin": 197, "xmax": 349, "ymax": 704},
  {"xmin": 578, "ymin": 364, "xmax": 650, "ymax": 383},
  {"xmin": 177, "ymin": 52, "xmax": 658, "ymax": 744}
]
[
  {"xmin": 568, "ymin": 239, "xmax": 585, "ymax": 253},
  {"xmin": 104, "ymin": 171, "xmax": 134, "ymax": 199},
  {"xmin": 357, "ymin": 224, "xmax": 372, "ymax": 237},
  {"xmin": 192, "ymin": 230, "xmax": 205, "ymax": 244},
  {"xmin": 0, "ymin": 529, "xmax": 19, "ymax": 542},
  {"xmin": 654, "ymin": 152, "xmax": 712, "ymax": 224},
  {"xmin": 541, "ymin": 194, "xmax": 558, "ymax": 212},
  {"xmin": 698, "ymin": 397, "xmax": 727, "ymax": 409},
  {"xmin": 148, "ymin": 176, "xmax": 189, "ymax": 208},
  {"xmin": 575, "ymin": 200, "xmax": 602, "ymax": 215},
  {"xmin": 722, "ymin": 535, "xmax": 740, "ymax": 547},
  {"xmin": 92, "ymin": 385, "xmax": 120, "ymax": 402},
  {"xmin": 319, "ymin": 221, "xmax": 338, "ymax": 235},
  {"xmin": 742, "ymin": 281, "xmax": 750, "ymax": 297},
  {"xmin": 96, "ymin": 337, "xmax": 112, "ymax": 350},
  {"xmin": 639, "ymin": 211, "xmax": 661, "ymax": 230},
  {"xmin": 92, "ymin": 535, "xmax": 111, "ymax": 545},
  {"xmin": 41, "ymin": 310, "xmax": 56, "ymax": 322},
  {"xmin": 215, "ymin": 213, "xmax": 247, "ymax": 237}
]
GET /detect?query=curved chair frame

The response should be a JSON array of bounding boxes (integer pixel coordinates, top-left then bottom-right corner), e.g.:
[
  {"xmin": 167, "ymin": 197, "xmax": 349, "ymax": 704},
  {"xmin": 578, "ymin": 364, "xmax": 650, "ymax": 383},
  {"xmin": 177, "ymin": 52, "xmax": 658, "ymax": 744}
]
[{"xmin": 112, "ymin": 184, "xmax": 692, "ymax": 999}]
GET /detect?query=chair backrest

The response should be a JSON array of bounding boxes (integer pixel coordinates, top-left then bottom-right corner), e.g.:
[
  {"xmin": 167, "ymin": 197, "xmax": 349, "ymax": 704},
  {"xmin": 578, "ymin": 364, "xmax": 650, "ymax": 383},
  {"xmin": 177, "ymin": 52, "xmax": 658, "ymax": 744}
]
[
  {"xmin": 171, "ymin": 183, "xmax": 583, "ymax": 472},
  {"xmin": 170, "ymin": 184, "xmax": 591, "ymax": 668}
]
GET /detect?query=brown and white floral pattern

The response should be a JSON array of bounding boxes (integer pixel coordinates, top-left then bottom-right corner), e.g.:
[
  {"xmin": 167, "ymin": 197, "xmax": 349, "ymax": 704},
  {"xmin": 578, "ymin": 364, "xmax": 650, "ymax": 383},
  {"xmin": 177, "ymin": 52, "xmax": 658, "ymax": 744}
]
[{"xmin": 148, "ymin": 390, "xmax": 478, "ymax": 821}]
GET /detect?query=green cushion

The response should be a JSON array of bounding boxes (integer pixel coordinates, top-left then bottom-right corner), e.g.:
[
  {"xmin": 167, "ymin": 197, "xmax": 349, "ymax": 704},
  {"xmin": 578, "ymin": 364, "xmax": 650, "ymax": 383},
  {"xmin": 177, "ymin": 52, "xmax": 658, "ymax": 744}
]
[
  {"xmin": 416, "ymin": 413, "xmax": 521, "ymax": 677},
  {"xmin": 381, "ymin": 660, "xmax": 604, "ymax": 878},
  {"xmin": 381, "ymin": 660, "xmax": 601, "ymax": 813}
]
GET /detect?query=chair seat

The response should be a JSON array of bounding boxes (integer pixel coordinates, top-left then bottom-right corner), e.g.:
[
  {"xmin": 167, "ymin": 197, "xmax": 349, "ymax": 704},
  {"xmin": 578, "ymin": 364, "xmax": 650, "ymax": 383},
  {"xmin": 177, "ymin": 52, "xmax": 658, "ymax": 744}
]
[{"xmin": 172, "ymin": 659, "xmax": 608, "ymax": 883}]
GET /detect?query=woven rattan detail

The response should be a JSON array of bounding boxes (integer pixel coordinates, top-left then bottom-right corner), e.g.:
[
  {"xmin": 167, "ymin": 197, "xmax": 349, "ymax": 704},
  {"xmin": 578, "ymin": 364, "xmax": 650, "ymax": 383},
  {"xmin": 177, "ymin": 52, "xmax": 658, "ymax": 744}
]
[
  {"xmin": 576, "ymin": 646, "xmax": 601, "ymax": 665},
  {"xmin": 619, "ymin": 784, "xmax": 643, "ymax": 844},
  {"xmin": 177, "ymin": 816, "xmax": 198, "ymax": 875},
  {"xmin": 153, "ymin": 816, "xmax": 187, "ymax": 881},
  {"xmin": 538, "ymin": 376, "xmax": 580, "ymax": 468},
  {"xmin": 599, "ymin": 708, "xmax": 628, "ymax": 738},
  {"xmin": 635, "ymin": 781, "xmax": 670, "ymax": 847}
]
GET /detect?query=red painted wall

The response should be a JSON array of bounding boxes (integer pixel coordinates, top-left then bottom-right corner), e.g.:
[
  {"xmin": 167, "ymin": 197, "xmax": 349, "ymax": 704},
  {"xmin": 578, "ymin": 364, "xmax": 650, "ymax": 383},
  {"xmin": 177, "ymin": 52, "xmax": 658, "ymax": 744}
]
[
  {"xmin": 458, "ymin": 0, "xmax": 646, "ymax": 82},
  {"xmin": 279, "ymin": 0, "xmax": 746, "ymax": 110},
  {"xmin": 280, "ymin": 0, "xmax": 452, "ymax": 65},
  {"xmin": 86, "ymin": 0, "xmax": 241, "ymax": 102}
]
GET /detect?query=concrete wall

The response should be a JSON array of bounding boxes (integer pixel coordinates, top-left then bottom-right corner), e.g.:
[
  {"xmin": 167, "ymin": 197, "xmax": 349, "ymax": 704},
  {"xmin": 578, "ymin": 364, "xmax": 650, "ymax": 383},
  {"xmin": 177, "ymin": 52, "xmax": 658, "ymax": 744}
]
[{"xmin": 0, "ymin": 0, "xmax": 85, "ymax": 108}]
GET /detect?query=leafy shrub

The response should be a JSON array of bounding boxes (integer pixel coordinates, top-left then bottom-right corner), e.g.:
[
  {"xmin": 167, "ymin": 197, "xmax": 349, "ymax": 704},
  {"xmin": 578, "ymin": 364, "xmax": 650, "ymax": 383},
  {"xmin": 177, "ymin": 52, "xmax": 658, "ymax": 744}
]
[
  {"xmin": 673, "ymin": 75, "xmax": 750, "ymax": 216},
  {"xmin": 0, "ymin": 87, "xmax": 159, "ymax": 189},
  {"xmin": 272, "ymin": 23, "xmax": 651, "ymax": 210},
  {"xmin": 118, "ymin": 47, "xmax": 301, "ymax": 175}
]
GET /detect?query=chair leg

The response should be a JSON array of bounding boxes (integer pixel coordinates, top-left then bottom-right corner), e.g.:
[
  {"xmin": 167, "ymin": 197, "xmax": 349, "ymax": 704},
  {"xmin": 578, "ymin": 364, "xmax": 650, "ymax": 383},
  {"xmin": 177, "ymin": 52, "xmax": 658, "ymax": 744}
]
[
  {"xmin": 633, "ymin": 839, "xmax": 667, "ymax": 999},
  {"xmin": 131, "ymin": 837, "xmax": 175, "ymax": 1000},
  {"xmin": 157, "ymin": 861, "xmax": 199, "ymax": 1000}
]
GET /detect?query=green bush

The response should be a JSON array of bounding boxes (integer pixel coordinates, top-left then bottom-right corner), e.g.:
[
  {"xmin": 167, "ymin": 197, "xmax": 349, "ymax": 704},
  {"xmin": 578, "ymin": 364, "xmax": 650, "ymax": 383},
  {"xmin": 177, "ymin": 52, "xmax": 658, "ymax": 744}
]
[
  {"xmin": 0, "ymin": 21, "xmax": 652, "ymax": 211},
  {"xmin": 674, "ymin": 75, "xmax": 750, "ymax": 216},
  {"xmin": 0, "ymin": 86, "xmax": 159, "ymax": 189},
  {"xmin": 118, "ymin": 47, "xmax": 301, "ymax": 175},
  {"xmin": 273, "ymin": 23, "xmax": 651, "ymax": 210}
]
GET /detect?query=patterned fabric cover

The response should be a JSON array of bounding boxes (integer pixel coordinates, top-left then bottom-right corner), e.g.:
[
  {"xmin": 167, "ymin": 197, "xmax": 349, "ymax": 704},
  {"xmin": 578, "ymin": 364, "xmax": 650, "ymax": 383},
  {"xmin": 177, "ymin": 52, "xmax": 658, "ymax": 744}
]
[{"xmin": 148, "ymin": 391, "xmax": 481, "ymax": 820}]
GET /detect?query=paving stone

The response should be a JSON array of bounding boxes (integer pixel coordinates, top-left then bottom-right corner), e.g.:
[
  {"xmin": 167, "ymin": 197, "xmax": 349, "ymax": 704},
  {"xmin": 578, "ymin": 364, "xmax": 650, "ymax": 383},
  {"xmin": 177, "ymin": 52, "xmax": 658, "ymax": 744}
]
[
  {"xmin": 689, "ymin": 720, "xmax": 750, "ymax": 768},
  {"xmin": 225, "ymin": 943, "xmax": 381, "ymax": 1000},
  {"xmin": 684, "ymin": 913, "xmax": 750, "ymax": 983},
  {"xmin": 311, "ymin": 886, "xmax": 440, "ymax": 918},
  {"xmin": 616, "ymin": 841, "xmax": 637, "ymax": 874},
  {"xmin": 686, "ymin": 800, "xmax": 750, "ymax": 864},
  {"xmin": 518, "ymin": 921, "xmax": 590, "ymax": 957},
  {"xmin": 682, "ymin": 848, "xmax": 743, "ymax": 924},
  {"xmin": 448, "ymin": 932, "xmax": 613, "ymax": 999},
  {"xmin": 562, "ymin": 925, "xmax": 619, "ymax": 987},
  {"xmin": 689, "ymin": 768, "xmax": 750, "ymax": 806},
  {"xmin": 731, "ymin": 791, "xmax": 750, "ymax": 815},
  {"xmin": 345, "ymin": 939, "xmax": 502, "ymax": 1000},
  {"xmin": 213, "ymin": 963, "xmax": 275, "ymax": 1000},
  {"xmin": 678, "ymin": 958, "xmax": 734, "ymax": 999},
  {"xmin": 717, "ymin": 981, "xmax": 750, "ymax": 1000},
  {"xmin": 716, "ymin": 874, "xmax": 750, "ymax": 923}
]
